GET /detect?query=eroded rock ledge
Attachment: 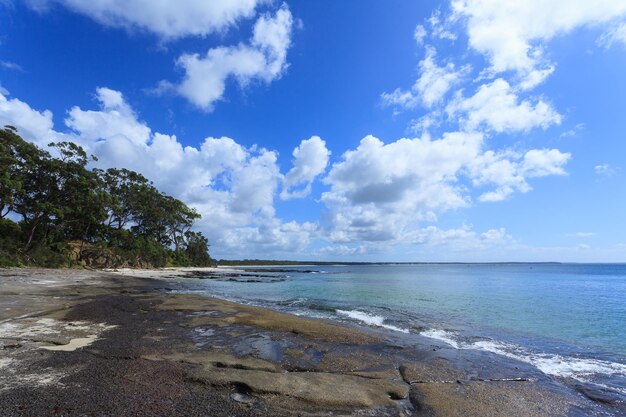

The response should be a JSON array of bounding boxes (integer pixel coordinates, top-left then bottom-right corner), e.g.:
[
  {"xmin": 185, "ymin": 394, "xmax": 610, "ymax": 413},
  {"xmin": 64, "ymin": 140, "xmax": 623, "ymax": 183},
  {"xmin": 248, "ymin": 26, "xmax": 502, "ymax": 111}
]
[{"xmin": 0, "ymin": 269, "xmax": 598, "ymax": 416}]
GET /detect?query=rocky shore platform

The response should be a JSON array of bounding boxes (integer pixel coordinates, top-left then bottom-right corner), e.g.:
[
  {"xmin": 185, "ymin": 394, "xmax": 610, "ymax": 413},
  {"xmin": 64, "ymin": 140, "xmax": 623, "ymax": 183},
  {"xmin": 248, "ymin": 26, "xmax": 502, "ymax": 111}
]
[{"xmin": 0, "ymin": 268, "xmax": 610, "ymax": 416}]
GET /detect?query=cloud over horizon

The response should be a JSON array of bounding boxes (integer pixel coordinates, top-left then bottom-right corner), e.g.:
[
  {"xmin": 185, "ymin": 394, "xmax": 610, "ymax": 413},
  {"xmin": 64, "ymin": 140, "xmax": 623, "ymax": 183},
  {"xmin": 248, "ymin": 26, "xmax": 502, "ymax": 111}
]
[
  {"xmin": 2, "ymin": 0, "xmax": 624, "ymax": 261},
  {"xmin": 0, "ymin": 85, "xmax": 571, "ymax": 257}
]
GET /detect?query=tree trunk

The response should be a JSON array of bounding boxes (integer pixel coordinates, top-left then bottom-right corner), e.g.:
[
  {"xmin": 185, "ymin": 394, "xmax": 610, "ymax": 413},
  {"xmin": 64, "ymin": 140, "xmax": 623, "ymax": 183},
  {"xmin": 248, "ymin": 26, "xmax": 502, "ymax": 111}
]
[{"xmin": 23, "ymin": 215, "xmax": 42, "ymax": 251}]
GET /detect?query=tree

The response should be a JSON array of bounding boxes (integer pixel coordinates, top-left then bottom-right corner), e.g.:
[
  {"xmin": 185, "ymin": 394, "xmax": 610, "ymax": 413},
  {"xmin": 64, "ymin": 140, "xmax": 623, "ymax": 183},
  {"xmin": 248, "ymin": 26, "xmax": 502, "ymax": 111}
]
[
  {"xmin": 47, "ymin": 142, "xmax": 106, "ymax": 243},
  {"xmin": 0, "ymin": 126, "xmax": 40, "ymax": 219},
  {"xmin": 164, "ymin": 196, "xmax": 201, "ymax": 254},
  {"xmin": 0, "ymin": 128, "xmax": 213, "ymax": 268},
  {"xmin": 98, "ymin": 168, "xmax": 151, "ymax": 231},
  {"xmin": 184, "ymin": 231, "xmax": 213, "ymax": 266}
]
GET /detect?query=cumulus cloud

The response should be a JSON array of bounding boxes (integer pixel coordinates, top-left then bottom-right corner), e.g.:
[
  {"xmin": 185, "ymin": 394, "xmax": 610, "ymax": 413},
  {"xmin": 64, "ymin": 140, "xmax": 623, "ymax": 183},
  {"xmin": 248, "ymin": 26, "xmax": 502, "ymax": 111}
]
[
  {"xmin": 281, "ymin": 136, "xmax": 330, "ymax": 200},
  {"xmin": 451, "ymin": 0, "xmax": 626, "ymax": 86},
  {"xmin": 25, "ymin": 0, "xmax": 261, "ymax": 39},
  {"xmin": 0, "ymin": 89, "xmax": 57, "ymax": 147},
  {"xmin": 320, "ymin": 132, "xmax": 571, "ymax": 243},
  {"xmin": 384, "ymin": 0, "xmax": 624, "ymax": 142},
  {"xmin": 26, "ymin": 1, "xmax": 294, "ymax": 112},
  {"xmin": 381, "ymin": 46, "xmax": 468, "ymax": 110},
  {"xmin": 167, "ymin": 5, "xmax": 293, "ymax": 110},
  {"xmin": 446, "ymin": 78, "xmax": 561, "ymax": 133},
  {"xmin": 469, "ymin": 148, "xmax": 571, "ymax": 202},
  {"xmin": 65, "ymin": 87, "xmax": 151, "ymax": 147},
  {"xmin": 0, "ymin": 86, "xmax": 322, "ymax": 257},
  {"xmin": 0, "ymin": 85, "xmax": 572, "ymax": 256},
  {"xmin": 321, "ymin": 132, "xmax": 479, "ymax": 243}
]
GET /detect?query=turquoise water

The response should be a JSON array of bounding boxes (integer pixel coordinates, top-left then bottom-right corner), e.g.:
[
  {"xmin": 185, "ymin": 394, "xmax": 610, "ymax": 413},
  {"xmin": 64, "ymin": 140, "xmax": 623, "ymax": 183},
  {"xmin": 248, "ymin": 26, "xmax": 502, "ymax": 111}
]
[{"xmin": 178, "ymin": 263, "xmax": 626, "ymax": 394}]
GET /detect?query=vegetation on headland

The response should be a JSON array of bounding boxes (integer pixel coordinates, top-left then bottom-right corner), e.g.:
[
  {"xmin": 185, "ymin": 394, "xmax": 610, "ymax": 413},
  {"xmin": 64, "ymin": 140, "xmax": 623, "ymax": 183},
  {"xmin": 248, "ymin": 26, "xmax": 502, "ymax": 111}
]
[{"xmin": 0, "ymin": 126, "xmax": 214, "ymax": 268}]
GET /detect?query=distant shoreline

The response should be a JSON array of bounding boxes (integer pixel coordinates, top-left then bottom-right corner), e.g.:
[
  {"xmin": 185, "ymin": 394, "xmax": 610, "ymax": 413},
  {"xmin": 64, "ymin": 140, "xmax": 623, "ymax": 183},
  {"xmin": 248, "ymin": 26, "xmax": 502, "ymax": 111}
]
[{"xmin": 217, "ymin": 259, "xmax": 573, "ymax": 266}]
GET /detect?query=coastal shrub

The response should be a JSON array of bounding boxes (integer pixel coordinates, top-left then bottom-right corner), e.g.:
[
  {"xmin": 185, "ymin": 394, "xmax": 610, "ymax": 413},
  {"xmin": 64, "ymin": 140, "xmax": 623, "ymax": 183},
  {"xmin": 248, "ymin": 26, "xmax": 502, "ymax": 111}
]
[
  {"xmin": 0, "ymin": 219, "xmax": 22, "ymax": 266},
  {"xmin": 22, "ymin": 242, "xmax": 68, "ymax": 267},
  {"xmin": 0, "ymin": 127, "xmax": 214, "ymax": 268}
]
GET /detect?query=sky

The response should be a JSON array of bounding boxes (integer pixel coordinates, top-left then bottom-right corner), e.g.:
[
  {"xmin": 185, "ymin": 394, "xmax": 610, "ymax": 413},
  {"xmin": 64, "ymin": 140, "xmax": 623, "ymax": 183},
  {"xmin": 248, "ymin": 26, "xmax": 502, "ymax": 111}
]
[{"xmin": 1, "ymin": 0, "xmax": 626, "ymax": 262}]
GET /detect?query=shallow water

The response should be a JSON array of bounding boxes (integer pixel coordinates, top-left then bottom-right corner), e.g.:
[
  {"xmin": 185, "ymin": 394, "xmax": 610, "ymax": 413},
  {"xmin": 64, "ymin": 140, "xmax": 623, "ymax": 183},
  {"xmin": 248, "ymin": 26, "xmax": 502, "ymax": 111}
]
[{"xmin": 174, "ymin": 263, "xmax": 626, "ymax": 399}]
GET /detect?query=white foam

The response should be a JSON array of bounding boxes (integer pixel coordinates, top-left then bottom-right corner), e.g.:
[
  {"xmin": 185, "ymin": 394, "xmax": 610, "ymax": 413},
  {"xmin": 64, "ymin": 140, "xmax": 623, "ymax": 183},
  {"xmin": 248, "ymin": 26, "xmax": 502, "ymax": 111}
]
[
  {"xmin": 420, "ymin": 329, "xmax": 462, "ymax": 349},
  {"xmin": 337, "ymin": 310, "xmax": 409, "ymax": 333},
  {"xmin": 421, "ymin": 329, "xmax": 626, "ymax": 382}
]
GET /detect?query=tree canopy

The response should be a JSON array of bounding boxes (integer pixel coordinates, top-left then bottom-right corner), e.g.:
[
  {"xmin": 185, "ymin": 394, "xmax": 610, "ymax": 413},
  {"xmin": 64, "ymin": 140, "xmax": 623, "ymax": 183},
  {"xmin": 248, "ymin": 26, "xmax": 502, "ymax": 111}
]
[{"xmin": 0, "ymin": 126, "xmax": 213, "ymax": 268}]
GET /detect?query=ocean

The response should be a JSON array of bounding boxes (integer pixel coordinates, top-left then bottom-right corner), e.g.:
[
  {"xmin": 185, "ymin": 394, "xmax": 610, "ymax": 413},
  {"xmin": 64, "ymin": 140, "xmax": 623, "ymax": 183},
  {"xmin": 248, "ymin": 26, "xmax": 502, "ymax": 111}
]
[{"xmin": 172, "ymin": 263, "xmax": 626, "ymax": 403}]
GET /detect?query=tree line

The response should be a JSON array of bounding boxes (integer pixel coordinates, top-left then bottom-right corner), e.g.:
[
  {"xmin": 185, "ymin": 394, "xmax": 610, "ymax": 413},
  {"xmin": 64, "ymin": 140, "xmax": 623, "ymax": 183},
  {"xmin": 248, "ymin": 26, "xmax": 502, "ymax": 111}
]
[{"xmin": 0, "ymin": 126, "xmax": 213, "ymax": 267}]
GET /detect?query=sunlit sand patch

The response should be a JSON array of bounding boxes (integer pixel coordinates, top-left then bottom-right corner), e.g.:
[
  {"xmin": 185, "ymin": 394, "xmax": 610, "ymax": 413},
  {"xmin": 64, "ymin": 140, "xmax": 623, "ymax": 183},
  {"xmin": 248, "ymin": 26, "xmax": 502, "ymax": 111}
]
[
  {"xmin": 0, "ymin": 317, "xmax": 115, "ymax": 391},
  {"xmin": 41, "ymin": 335, "xmax": 98, "ymax": 351},
  {"xmin": 0, "ymin": 317, "xmax": 116, "ymax": 356}
]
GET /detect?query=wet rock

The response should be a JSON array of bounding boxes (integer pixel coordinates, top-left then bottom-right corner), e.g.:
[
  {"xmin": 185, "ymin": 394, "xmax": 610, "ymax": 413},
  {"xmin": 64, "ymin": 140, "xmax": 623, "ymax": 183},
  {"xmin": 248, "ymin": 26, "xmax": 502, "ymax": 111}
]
[
  {"xmin": 574, "ymin": 384, "xmax": 626, "ymax": 406},
  {"xmin": 400, "ymin": 359, "xmax": 465, "ymax": 384}
]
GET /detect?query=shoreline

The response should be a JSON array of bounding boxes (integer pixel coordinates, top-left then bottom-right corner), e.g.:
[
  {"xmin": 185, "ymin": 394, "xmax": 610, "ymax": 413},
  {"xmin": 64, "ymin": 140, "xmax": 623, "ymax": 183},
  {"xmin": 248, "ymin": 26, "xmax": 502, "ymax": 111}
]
[{"xmin": 0, "ymin": 267, "xmax": 619, "ymax": 416}]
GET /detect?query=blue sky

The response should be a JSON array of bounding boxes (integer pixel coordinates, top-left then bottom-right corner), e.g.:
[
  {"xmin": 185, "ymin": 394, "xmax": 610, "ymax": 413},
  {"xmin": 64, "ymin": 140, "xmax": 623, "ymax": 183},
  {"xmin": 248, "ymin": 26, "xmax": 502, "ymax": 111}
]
[{"xmin": 1, "ymin": 0, "xmax": 626, "ymax": 261}]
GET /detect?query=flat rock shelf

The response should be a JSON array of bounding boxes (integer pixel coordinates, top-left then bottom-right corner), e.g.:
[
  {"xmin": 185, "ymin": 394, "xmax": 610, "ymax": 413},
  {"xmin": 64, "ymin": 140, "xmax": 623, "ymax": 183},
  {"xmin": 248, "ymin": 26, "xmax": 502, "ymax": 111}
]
[{"xmin": 0, "ymin": 268, "xmax": 610, "ymax": 416}]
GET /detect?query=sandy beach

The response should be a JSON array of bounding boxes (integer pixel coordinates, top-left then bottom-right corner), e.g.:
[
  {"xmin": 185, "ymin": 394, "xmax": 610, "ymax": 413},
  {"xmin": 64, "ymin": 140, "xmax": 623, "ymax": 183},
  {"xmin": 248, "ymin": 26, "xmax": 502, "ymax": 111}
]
[{"xmin": 0, "ymin": 268, "xmax": 603, "ymax": 416}]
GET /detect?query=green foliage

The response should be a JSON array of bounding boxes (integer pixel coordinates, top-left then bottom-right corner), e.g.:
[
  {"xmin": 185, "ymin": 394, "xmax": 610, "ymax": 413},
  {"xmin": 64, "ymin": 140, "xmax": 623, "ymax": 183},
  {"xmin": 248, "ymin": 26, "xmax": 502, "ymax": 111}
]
[
  {"xmin": 184, "ymin": 231, "xmax": 213, "ymax": 267},
  {"xmin": 22, "ymin": 241, "xmax": 69, "ymax": 268},
  {"xmin": 0, "ymin": 126, "xmax": 213, "ymax": 268},
  {"xmin": 0, "ymin": 218, "xmax": 22, "ymax": 266}
]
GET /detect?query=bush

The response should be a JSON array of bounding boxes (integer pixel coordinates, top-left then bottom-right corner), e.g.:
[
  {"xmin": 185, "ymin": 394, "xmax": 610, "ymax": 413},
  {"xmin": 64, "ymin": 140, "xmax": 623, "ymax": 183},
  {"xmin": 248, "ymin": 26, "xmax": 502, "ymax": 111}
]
[
  {"xmin": 0, "ymin": 219, "xmax": 23, "ymax": 267},
  {"xmin": 22, "ymin": 242, "xmax": 68, "ymax": 268}
]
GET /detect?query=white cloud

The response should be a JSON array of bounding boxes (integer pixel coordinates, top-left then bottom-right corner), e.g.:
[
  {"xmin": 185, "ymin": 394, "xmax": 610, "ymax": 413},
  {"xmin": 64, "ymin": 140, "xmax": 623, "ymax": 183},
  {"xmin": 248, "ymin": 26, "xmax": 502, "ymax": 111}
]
[
  {"xmin": 381, "ymin": 46, "xmax": 468, "ymax": 110},
  {"xmin": 599, "ymin": 22, "xmax": 626, "ymax": 48},
  {"xmin": 320, "ymin": 132, "xmax": 571, "ymax": 243},
  {"xmin": 469, "ymin": 148, "xmax": 571, "ymax": 202},
  {"xmin": 170, "ymin": 5, "xmax": 293, "ymax": 110},
  {"xmin": 416, "ymin": 47, "xmax": 469, "ymax": 107},
  {"xmin": 380, "ymin": 89, "xmax": 419, "ymax": 110},
  {"xmin": 451, "ymin": 0, "xmax": 626, "ymax": 86},
  {"xmin": 321, "ymin": 132, "xmax": 480, "ymax": 243},
  {"xmin": 414, "ymin": 24, "xmax": 427, "ymax": 45},
  {"xmin": 409, "ymin": 225, "xmax": 513, "ymax": 249},
  {"xmin": 408, "ymin": 112, "xmax": 441, "ymax": 134},
  {"xmin": 428, "ymin": 10, "xmax": 457, "ymax": 41},
  {"xmin": 281, "ymin": 136, "xmax": 330, "ymax": 200},
  {"xmin": 25, "ymin": 1, "xmax": 294, "ymax": 112},
  {"xmin": 0, "ymin": 86, "xmax": 322, "ymax": 257},
  {"xmin": 446, "ymin": 78, "xmax": 561, "ymax": 133},
  {"xmin": 594, "ymin": 163, "xmax": 617, "ymax": 177},
  {"xmin": 560, "ymin": 123, "xmax": 585, "ymax": 138},
  {"xmin": 0, "ymin": 89, "xmax": 58, "ymax": 147},
  {"xmin": 65, "ymin": 87, "xmax": 151, "ymax": 147},
  {"xmin": 0, "ymin": 85, "xmax": 573, "ymax": 258},
  {"xmin": 26, "ymin": 0, "xmax": 261, "ymax": 39}
]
